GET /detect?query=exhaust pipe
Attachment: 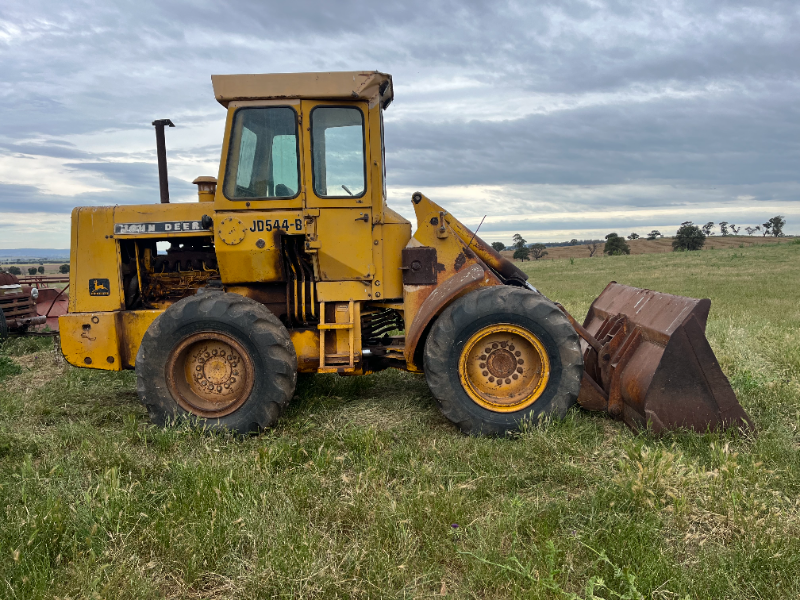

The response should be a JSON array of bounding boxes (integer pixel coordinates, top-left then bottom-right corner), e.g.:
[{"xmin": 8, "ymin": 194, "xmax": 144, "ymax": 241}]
[{"xmin": 152, "ymin": 119, "xmax": 175, "ymax": 203}]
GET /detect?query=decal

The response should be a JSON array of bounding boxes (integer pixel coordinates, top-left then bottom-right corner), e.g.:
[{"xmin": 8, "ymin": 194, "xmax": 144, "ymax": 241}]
[
  {"xmin": 89, "ymin": 278, "xmax": 111, "ymax": 296},
  {"xmin": 249, "ymin": 218, "xmax": 303, "ymax": 233},
  {"xmin": 114, "ymin": 221, "xmax": 206, "ymax": 235}
]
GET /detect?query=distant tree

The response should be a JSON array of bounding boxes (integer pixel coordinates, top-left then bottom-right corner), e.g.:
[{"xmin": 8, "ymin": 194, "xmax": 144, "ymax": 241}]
[
  {"xmin": 27, "ymin": 267, "xmax": 37, "ymax": 275},
  {"xmin": 490, "ymin": 241, "xmax": 506, "ymax": 252},
  {"xmin": 702, "ymin": 222, "xmax": 715, "ymax": 236},
  {"xmin": 673, "ymin": 221, "xmax": 706, "ymax": 251},
  {"xmin": 587, "ymin": 243, "xmax": 599, "ymax": 257},
  {"xmin": 37, "ymin": 266, "xmax": 45, "ymax": 274},
  {"xmin": 513, "ymin": 247, "xmax": 530, "ymax": 261},
  {"xmin": 627, "ymin": 232, "xmax": 640, "ymax": 240},
  {"xmin": 8, "ymin": 266, "xmax": 21, "ymax": 275},
  {"xmin": 719, "ymin": 221, "xmax": 729, "ymax": 236},
  {"xmin": 512, "ymin": 233, "xmax": 527, "ymax": 251},
  {"xmin": 604, "ymin": 233, "xmax": 631, "ymax": 256},
  {"xmin": 529, "ymin": 244, "xmax": 548, "ymax": 260},
  {"xmin": 745, "ymin": 226, "xmax": 756, "ymax": 236},
  {"xmin": 766, "ymin": 215, "xmax": 786, "ymax": 237},
  {"xmin": 569, "ymin": 238, "xmax": 579, "ymax": 246},
  {"xmin": 646, "ymin": 230, "xmax": 662, "ymax": 240},
  {"xmin": 729, "ymin": 224, "xmax": 740, "ymax": 235},
  {"xmin": 59, "ymin": 264, "xmax": 70, "ymax": 274}
]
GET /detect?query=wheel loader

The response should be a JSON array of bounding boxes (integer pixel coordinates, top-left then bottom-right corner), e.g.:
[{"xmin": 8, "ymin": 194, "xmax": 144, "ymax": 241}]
[{"xmin": 59, "ymin": 71, "xmax": 752, "ymax": 435}]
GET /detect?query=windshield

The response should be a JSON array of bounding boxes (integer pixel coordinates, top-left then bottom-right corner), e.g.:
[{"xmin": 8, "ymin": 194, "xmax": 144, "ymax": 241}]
[
  {"xmin": 223, "ymin": 107, "xmax": 299, "ymax": 200},
  {"xmin": 311, "ymin": 106, "xmax": 366, "ymax": 198}
]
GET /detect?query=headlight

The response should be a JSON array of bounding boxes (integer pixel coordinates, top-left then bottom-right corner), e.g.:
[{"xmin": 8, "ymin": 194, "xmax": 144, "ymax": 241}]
[{"xmin": 31, "ymin": 287, "xmax": 39, "ymax": 300}]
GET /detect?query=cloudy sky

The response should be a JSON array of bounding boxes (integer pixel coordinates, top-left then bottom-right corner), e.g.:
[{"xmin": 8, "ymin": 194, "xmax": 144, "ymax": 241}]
[{"xmin": 0, "ymin": 0, "xmax": 798, "ymax": 248}]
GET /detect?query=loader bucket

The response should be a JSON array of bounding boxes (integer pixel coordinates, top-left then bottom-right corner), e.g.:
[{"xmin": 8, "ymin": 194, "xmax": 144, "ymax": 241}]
[{"xmin": 572, "ymin": 282, "xmax": 753, "ymax": 434}]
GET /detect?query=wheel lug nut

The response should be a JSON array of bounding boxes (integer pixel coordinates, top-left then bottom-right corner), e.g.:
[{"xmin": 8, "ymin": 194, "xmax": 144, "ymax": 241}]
[
  {"xmin": 517, "ymin": 359, "xmax": 524, "ymax": 365},
  {"xmin": 505, "ymin": 378, "xmax": 511, "ymax": 384},
  {"xmin": 482, "ymin": 370, "xmax": 489, "ymax": 376},
  {"xmin": 516, "ymin": 367, "xmax": 523, "ymax": 374},
  {"xmin": 488, "ymin": 376, "xmax": 495, "ymax": 382},
  {"xmin": 515, "ymin": 351, "xmax": 521, "ymax": 357},
  {"xmin": 512, "ymin": 374, "xmax": 519, "ymax": 380},
  {"xmin": 491, "ymin": 343, "xmax": 499, "ymax": 349},
  {"xmin": 479, "ymin": 363, "xmax": 486, "ymax": 369}
]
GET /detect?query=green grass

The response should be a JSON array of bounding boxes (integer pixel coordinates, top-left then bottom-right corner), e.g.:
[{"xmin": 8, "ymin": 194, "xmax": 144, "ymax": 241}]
[{"xmin": 1, "ymin": 243, "xmax": 799, "ymax": 598}]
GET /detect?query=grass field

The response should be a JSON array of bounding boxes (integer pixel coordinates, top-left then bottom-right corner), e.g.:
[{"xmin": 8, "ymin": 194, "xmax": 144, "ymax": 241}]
[
  {"xmin": 1, "ymin": 241, "xmax": 799, "ymax": 599},
  {"xmin": 1, "ymin": 263, "xmax": 68, "ymax": 276}
]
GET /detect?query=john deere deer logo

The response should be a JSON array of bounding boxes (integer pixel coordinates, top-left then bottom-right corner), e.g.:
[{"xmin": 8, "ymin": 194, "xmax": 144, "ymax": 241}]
[{"xmin": 89, "ymin": 278, "xmax": 110, "ymax": 296}]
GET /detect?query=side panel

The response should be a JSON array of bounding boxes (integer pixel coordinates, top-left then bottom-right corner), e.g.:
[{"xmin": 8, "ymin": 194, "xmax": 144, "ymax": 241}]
[
  {"xmin": 214, "ymin": 210, "xmax": 304, "ymax": 284},
  {"xmin": 70, "ymin": 207, "xmax": 124, "ymax": 313},
  {"xmin": 379, "ymin": 209, "xmax": 412, "ymax": 300},
  {"xmin": 60, "ymin": 309, "xmax": 164, "ymax": 370},
  {"xmin": 60, "ymin": 312, "xmax": 123, "ymax": 371},
  {"xmin": 314, "ymin": 208, "xmax": 374, "ymax": 280},
  {"xmin": 117, "ymin": 310, "xmax": 164, "ymax": 367}
]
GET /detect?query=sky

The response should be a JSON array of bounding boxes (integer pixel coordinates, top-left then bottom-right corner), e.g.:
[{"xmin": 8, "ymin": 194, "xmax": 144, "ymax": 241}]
[{"xmin": 0, "ymin": 0, "xmax": 798, "ymax": 248}]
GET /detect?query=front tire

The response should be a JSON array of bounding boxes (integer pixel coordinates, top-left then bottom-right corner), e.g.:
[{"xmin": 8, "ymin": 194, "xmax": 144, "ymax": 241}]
[
  {"xmin": 136, "ymin": 291, "xmax": 297, "ymax": 433},
  {"xmin": 423, "ymin": 286, "xmax": 583, "ymax": 435}
]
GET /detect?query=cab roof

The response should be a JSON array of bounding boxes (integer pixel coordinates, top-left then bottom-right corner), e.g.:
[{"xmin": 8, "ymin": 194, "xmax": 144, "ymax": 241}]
[{"xmin": 211, "ymin": 71, "xmax": 393, "ymax": 109}]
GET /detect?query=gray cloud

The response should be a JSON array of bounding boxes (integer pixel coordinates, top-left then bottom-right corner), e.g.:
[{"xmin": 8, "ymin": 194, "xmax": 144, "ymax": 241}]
[{"xmin": 0, "ymin": 0, "xmax": 798, "ymax": 244}]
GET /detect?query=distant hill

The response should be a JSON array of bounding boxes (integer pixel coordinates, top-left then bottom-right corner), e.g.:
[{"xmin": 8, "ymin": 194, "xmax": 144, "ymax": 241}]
[
  {"xmin": 501, "ymin": 235, "xmax": 794, "ymax": 261},
  {"xmin": 0, "ymin": 249, "xmax": 70, "ymax": 260}
]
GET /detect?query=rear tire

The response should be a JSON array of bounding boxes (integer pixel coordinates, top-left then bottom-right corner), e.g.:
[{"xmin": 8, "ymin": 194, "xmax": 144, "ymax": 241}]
[
  {"xmin": 136, "ymin": 291, "xmax": 297, "ymax": 434},
  {"xmin": 423, "ymin": 286, "xmax": 582, "ymax": 435}
]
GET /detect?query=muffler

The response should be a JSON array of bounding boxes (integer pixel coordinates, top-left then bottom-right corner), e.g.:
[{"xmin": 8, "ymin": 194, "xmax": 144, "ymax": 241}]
[{"xmin": 562, "ymin": 282, "xmax": 753, "ymax": 434}]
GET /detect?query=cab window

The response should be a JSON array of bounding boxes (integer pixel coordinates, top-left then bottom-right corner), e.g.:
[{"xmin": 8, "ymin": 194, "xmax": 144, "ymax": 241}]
[
  {"xmin": 311, "ymin": 106, "xmax": 366, "ymax": 198},
  {"xmin": 223, "ymin": 107, "xmax": 299, "ymax": 200}
]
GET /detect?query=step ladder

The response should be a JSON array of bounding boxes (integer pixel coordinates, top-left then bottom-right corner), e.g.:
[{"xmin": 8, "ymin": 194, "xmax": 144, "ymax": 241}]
[{"xmin": 318, "ymin": 300, "xmax": 356, "ymax": 373}]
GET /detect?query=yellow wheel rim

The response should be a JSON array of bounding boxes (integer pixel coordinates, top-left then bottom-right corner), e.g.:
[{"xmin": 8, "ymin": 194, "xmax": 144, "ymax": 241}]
[{"xmin": 458, "ymin": 324, "xmax": 551, "ymax": 413}]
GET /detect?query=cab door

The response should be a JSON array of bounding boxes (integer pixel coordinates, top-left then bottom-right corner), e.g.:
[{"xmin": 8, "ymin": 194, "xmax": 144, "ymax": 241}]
[{"xmin": 300, "ymin": 100, "xmax": 373, "ymax": 281}]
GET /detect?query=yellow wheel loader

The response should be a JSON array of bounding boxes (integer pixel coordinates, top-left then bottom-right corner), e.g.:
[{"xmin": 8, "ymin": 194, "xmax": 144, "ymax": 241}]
[{"xmin": 59, "ymin": 71, "xmax": 752, "ymax": 435}]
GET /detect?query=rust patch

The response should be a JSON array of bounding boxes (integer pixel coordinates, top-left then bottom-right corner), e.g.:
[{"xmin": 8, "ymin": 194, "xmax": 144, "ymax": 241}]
[
  {"xmin": 576, "ymin": 282, "xmax": 753, "ymax": 434},
  {"xmin": 404, "ymin": 264, "xmax": 487, "ymax": 363},
  {"xmin": 454, "ymin": 251, "xmax": 466, "ymax": 271}
]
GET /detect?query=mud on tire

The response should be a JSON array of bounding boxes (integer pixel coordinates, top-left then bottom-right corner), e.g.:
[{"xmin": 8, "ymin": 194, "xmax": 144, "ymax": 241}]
[
  {"xmin": 136, "ymin": 291, "xmax": 297, "ymax": 434},
  {"xmin": 423, "ymin": 286, "xmax": 583, "ymax": 435}
]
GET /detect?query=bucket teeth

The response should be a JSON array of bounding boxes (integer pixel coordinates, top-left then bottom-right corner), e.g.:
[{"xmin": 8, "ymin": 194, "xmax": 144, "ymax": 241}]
[{"xmin": 572, "ymin": 282, "xmax": 753, "ymax": 434}]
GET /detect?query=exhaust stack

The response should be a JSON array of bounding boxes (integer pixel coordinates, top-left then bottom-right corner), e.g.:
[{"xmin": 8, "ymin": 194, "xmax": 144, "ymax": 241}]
[{"xmin": 152, "ymin": 119, "xmax": 175, "ymax": 203}]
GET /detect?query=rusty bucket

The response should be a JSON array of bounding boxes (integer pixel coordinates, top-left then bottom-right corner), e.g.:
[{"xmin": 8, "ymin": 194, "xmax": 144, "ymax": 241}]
[{"xmin": 567, "ymin": 282, "xmax": 753, "ymax": 434}]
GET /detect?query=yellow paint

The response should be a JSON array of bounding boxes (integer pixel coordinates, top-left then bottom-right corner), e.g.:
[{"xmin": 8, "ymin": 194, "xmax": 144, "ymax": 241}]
[
  {"xmin": 117, "ymin": 310, "xmax": 164, "ymax": 367},
  {"xmin": 314, "ymin": 208, "xmax": 374, "ymax": 280},
  {"xmin": 214, "ymin": 210, "xmax": 304, "ymax": 284},
  {"xmin": 60, "ymin": 312, "xmax": 123, "ymax": 371},
  {"xmin": 291, "ymin": 329, "xmax": 321, "ymax": 373},
  {"xmin": 113, "ymin": 203, "xmax": 212, "ymax": 239},
  {"xmin": 375, "ymin": 207, "xmax": 411, "ymax": 301},
  {"xmin": 316, "ymin": 281, "xmax": 371, "ymax": 302},
  {"xmin": 458, "ymin": 324, "xmax": 551, "ymax": 412},
  {"xmin": 69, "ymin": 207, "xmax": 124, "ymax": 314}
]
